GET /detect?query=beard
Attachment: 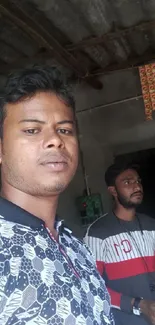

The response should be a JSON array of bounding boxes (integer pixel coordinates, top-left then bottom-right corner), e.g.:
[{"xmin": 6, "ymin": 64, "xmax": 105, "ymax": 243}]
[{"xmin": 116, "ymin": 188, "xmax": 142, "ymax": 209}]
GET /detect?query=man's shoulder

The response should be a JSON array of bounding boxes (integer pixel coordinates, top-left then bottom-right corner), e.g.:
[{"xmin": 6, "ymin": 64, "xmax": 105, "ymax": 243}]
[
  {"xmin": 138, "ymin": 212, "xmax": 155, "ymax": 229},
  {"xmin": 85, "ymin": 212, "xmax": 115, "ymax": 239}
]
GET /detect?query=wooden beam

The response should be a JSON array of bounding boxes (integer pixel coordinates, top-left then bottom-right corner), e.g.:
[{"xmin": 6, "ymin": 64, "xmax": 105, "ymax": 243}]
[
  {"xmin": 0, "ymin": 0, "xmax": 102, "ymax": 89},
  {"xmin": 67, "ymin": 20, "xmax": 155, "ymax": 51},
  {"xmin": 8, "ymin": 1, "xmax": 101, "ymax": 73},
  {"xmin": 85, "ymin": 52, "xmax": 155, "ymax": 76},
  {"xmin": 1, "ymin": 50, "xmax": 152, "ymax": 78}
]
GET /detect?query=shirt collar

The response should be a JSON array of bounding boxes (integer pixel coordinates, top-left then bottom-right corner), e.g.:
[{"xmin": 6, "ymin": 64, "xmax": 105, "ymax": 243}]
[
  {"xmin": 0, "ymin": 196, "xmax": 46, "ymax": 228},
  {"xmin": 0, "ymin": 196, "xmax": 72, "ymax": 237}
]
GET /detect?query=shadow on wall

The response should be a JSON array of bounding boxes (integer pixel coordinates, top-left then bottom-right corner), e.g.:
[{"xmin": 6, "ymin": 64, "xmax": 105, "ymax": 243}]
[{"xmin": 58, "ymin": 190, "xmax": 85, "ymax": 238}]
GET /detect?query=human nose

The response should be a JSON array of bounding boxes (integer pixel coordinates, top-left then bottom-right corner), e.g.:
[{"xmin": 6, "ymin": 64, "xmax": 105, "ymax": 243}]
[
  {"xmin": 134, "ymin": 181, "xmax": 142, "ymax": 192},
  {"xmin": 42, "ymin": 130, "xmax": 65, "ymax": 149}
]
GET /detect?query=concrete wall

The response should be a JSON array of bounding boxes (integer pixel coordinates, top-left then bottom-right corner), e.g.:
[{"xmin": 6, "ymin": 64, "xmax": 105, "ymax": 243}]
[
  {"xmin": 57, "ymin": 167, "xmax": 85, "ymax": 238},
  {"xmin": 58, "ymin": 68, "xmax": 155, "ymax": 237}
]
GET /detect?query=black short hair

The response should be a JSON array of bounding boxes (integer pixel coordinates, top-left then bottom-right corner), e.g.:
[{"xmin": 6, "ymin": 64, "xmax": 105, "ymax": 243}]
[
  {"xmin": 0, "ymin": 64, "xmax": 75, "ymax": 138},
  {"xmin": 105, "ymin": 162, "xmax": 140, "ymax": 187}
]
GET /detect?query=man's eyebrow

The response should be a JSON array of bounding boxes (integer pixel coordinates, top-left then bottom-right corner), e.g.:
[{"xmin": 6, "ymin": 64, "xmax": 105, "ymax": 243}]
[
  {"xmin": 57, "ymin": 120, "xmax": 74, "ymax": 125},
  {"xmin": 122, "ymin": 177, "xmax": 133, "ymax": 181},
  {"xmin": 18, "ymin": 119, "xmax": 45, "ymax": 124},
  {"xmin": 18, "ymin": 119, "xmax": 75, "ymax": 126},
  {"xmin": 122, "ymin": 176, "xmax": 141, "ymax": 181}
]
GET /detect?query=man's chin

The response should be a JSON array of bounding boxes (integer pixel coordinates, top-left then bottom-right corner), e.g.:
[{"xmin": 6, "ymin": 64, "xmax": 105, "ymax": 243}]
[
  {"xmin": 43, "ymin": 183, "xmax": 67, "ymax": 194},
  {"xmin": 32, "ymin": 180, "xmax": 68, "ymax": 196},
  {"xmin": 130, "ymin": 199, "xmax": 142, "ymax": 208},
  {"xmin": 132, "ymin": 196, "xmax": 143, "ymax": 203}
]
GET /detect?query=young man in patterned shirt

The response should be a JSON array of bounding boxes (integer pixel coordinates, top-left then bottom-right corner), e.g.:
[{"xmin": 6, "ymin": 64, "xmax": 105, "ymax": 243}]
[{"xmin": 0, "ymin": 65, "xmax": 114, "ymax": 325}]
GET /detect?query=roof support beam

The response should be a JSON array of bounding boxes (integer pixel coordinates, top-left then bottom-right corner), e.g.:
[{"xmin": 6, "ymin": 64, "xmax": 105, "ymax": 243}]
[
  {"xmin": 87, "ymin": 52, "xmax": 155, "ymax": 76},
  {"xmin": 0, "ymin": 0, "xmax": 102, "ymax": 89},
  {"xmin": 1, "ymin": 51, "xmax": 155, "ymax": 77}
]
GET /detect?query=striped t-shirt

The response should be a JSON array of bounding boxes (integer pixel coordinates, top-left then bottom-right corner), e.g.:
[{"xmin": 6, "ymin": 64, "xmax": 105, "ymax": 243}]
[{"xmin": 84, "ymin": 212, "xmax": 155, "ymax": 325}]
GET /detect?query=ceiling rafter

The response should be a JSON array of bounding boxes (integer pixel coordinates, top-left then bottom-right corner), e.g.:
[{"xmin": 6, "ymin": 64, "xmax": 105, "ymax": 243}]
[
  {"xmin": 1, "ymin": 50, "xmax": 155, "ymax": 77},
  {"xmin": 0, "ymin": 0, "xmax": 102, "ymax": 89},
  {"xmin": 88, "ymin": 52, "xmax": 155, "ymax": 76},
  {"xmin": 11, "ymin": 1, "xmax": 102, "ymax": 72}
]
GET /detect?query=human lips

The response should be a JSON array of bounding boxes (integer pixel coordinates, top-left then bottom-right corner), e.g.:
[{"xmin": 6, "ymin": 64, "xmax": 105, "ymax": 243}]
[
  {"xmin": 132, "ymin": 192, "xmax": 143, "ymax": 198},
  {"xmin": 39, "ymin": 154, "xmax": 68, "ymax": 172},
  {"xmin": 43, "ymin": 162, "xmax": 67, "ymax": 171}
]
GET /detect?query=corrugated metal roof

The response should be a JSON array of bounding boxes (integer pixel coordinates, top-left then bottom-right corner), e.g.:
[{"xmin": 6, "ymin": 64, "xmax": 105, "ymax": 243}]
[
  {"xmin": 0, "ymin": 0, "xmax": 155, "ymax": 87},
  {"xmin": 31, "ymin": 0, "xmax": 155, "ymax": 66}
]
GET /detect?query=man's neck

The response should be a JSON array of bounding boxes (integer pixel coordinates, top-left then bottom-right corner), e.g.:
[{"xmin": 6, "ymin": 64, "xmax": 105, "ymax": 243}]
[
  {"xmin": 1, "ymin": 184, "xmax": 58, "ymax": 235},
  {"xmin": 114, "ymin": 204, "xmax": 136, "ymax": 221}
]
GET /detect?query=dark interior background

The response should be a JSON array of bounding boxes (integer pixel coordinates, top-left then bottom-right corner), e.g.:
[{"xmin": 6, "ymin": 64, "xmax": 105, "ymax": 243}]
[{"xmin": 115, "ymin": 148, "xmax": 155, "ymax": 219}]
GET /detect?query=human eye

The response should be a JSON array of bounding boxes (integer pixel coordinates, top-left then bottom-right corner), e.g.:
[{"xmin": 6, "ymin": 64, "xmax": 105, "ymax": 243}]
[
  {"xmin": 137, "ymin": 179, "xmax": 142, "ymax": 184},
  {"xmin": 57, "ymin": 128, "xmax": 73, "ymax": 135},
  {"xmin": 23, "ymin": 128, "xmax": 40, "ymax": 135}
]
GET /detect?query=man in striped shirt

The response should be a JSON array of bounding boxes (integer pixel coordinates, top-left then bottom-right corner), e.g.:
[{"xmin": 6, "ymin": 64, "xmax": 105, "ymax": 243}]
[{"xmin": 85, "ymin": 162, "xmax": 155, "ymax": 325}]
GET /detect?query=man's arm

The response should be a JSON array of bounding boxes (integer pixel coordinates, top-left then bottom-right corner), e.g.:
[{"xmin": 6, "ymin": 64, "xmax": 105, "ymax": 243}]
[
  {"xmin": 84, "ymin": 234, "xmax": 137, "ymax": 312},
  {"xmin": 95, "ymin": 257, "xmax": 133, "ymax": 312},
  {"xmin": 85, "ymin": 233, "xmax": 155, "ymax": 324}
]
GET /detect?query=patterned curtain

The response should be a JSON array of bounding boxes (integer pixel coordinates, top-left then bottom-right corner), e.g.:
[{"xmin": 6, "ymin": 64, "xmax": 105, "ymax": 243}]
[{"xmin": 139, "ymin": 63, "xmax": 155, "ymax": 120}]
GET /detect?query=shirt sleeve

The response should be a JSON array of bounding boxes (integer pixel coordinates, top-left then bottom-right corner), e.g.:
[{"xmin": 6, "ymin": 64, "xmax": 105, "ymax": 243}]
[{"xmin": 84, "ymin": 234, "xmax": 133, "ymax": 313}]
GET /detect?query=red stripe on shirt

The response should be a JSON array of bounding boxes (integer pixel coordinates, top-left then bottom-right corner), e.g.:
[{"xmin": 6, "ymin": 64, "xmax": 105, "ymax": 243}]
[
  {"xmin": 96, "ymin": 260, "xmax": 104, "ymax": 275},
  {"xmin": 108, "ymin": 288, "xmax": 121, "ymax": 308},
  {"xmin": 106, "ymin": 255, "xmax": 155, "ymax": 280}
]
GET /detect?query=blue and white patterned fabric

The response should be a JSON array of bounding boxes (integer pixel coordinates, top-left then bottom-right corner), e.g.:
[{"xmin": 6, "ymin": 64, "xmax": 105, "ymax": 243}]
[{"xmin": 0, "ymin": 197, "xmax": 114, "ymax": 325}]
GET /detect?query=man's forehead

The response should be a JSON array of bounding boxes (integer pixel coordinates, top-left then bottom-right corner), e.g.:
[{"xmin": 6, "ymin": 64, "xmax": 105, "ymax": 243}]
[
  {"xmin": 5, "ymin": 92, "xmax": 74, "ymax": 121},
  {"xmin": 117, "ymin": 169, "xmax": 139, "ymax": 180}
]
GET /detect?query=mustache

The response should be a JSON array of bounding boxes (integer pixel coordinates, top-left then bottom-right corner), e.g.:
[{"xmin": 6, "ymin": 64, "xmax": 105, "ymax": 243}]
[
  {"xmin": 131, "ymin": 191, "xmax": 143, "ymax": 197},
  {"xmin": 38, "ymin": 151, "xmax": 71, "ymax": 164}
]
